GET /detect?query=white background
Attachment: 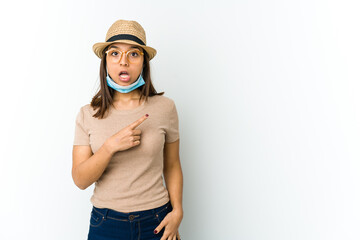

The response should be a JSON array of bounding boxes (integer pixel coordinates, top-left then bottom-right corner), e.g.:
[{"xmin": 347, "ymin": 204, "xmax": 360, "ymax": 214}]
[{"xmin": 1, "ymin": 0, "xmax": 359, "ymax": 239}]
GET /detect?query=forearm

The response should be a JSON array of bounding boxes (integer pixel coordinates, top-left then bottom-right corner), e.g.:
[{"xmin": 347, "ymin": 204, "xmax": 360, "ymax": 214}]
[
  {"xmin": 74, "ymin": 142, "xmax": 114, "ymax": 190},
  {"xmin": 163, "ymin": 162, "xmax": 183, "ymax": 212}
]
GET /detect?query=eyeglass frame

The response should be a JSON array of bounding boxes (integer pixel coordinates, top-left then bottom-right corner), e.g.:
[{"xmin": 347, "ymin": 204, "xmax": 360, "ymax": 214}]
[{"xmin": 105, "ymin": 48, "xmax": 144, "ymax": 64}]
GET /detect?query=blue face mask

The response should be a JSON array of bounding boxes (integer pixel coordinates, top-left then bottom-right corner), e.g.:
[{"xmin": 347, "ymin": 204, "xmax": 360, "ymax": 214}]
[{"xmin": 106, "ymin": 66, "xmax": 145, "ymax": 93}]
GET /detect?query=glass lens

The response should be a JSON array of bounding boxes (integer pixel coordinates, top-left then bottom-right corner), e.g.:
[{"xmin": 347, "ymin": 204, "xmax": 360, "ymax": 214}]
[
  {"xmin": 107, "ymin": 49, "xmax": 121, "ymax": 63},
  {"xmin": 106, "ymin": 49, "xmax": 143, "ymax": 64},
  {"xmin": 126, "ymin": 49, "xmax": 142, "ymax": 63}
]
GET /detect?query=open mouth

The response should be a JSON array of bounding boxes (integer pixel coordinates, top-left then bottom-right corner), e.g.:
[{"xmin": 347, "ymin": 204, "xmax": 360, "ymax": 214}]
[
  {"xmin": 119, "ymin": 71, "xmax": 129, "ymax": 76},
  {"xmin": 119, "ymin": 71, "xmax": 130, "ymax": 82}
]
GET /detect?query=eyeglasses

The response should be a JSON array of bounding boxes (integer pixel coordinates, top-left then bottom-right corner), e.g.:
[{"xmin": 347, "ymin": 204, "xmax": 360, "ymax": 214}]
[{"xmin": 105, "ymin": 48, "xmax": 144, "ymax": 64}]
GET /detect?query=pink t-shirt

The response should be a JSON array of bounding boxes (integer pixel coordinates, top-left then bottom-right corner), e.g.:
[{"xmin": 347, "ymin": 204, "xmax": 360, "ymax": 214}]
[{"xmin": 73, "ymin": 95, "xmax": 179, "ymax": 212}]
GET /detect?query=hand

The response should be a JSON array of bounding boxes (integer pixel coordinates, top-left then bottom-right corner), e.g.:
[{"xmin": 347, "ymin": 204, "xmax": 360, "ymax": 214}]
[
  {"xmin": 154, "ymin": 209, "xmax": 183, "ymax": 240},
  {"xmin": 104, "ymin": 114, "xmax": 149, "ymax": 154}
]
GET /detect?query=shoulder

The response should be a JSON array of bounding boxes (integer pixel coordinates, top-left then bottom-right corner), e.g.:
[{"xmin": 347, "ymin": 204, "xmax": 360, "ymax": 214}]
[
  {"xmin": 150, "ymin": 94, "xmax": 176, "ymax": 109},
  {"xmin": 78, "ymin": 103, "xmax": 96, "ymax": 118},
  {"xmin": 79, "ymin": 103, "xmax": 91, "ymax": 113}
]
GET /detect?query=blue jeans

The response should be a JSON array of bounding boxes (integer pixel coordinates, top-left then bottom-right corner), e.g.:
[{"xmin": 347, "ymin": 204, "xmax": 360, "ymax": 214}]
[{"xmin": 87, "ymin": 201, "xmax": 177, "ymax": 240}]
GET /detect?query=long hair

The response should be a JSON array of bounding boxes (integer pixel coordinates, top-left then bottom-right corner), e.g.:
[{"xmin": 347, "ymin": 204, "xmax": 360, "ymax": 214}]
[{"xmin": 90, "ymin": 45, "xmax": 164, "ymax": 119}]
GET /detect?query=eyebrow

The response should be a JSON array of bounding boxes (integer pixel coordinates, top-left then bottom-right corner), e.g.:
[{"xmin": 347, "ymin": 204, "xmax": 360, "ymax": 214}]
[{"xmin": 109, "ymin": 45, "xmax": 141, "ymax": 50}]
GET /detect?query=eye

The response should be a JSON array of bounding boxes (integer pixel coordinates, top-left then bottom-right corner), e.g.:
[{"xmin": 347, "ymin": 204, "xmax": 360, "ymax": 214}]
[
  {"xmin": 110, "ymin": 50, "xmax": 119, "ymax": 56},
  {"xmin": 130, "ymin": 51, "xmax": 139, "ymax": 57}
]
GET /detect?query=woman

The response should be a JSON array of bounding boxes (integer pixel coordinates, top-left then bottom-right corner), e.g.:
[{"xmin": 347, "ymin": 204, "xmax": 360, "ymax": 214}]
[{"xmin": 72, "ymin": 19, "xmax": 183, "ymax": 240}]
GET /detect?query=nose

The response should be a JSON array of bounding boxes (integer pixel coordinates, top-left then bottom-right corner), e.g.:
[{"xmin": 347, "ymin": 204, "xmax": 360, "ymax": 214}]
[{"xmin": 119, "ymin": 52, "xmax": 129, "ymax": 66}]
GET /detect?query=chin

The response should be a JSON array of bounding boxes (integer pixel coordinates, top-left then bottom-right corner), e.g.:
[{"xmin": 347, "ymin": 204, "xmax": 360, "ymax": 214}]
[{"xmin": 117, "ymin": 80, "xmax": 133, "ymax": 85}]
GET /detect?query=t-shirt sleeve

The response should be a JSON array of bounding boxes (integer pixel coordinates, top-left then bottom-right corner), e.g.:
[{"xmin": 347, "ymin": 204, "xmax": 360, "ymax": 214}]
[
  {"xmin": 165, "ymin": 101, "xmax": 180, "ymax": 143},
  {"xmin": 73, "ymin": 107, "xmax": 90, "ymax": 146}
]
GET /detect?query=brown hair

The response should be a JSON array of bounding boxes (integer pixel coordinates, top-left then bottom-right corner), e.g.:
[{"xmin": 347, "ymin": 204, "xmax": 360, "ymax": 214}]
[{"xmin": 90, "ymin": 45, "xmax": 164, "ymax": 119}]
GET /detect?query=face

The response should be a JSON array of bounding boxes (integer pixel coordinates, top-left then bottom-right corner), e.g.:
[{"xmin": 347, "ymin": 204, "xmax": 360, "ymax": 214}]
[{"xmin": 106, "ymin": 43, "xmax": 144, "ymax": 86}]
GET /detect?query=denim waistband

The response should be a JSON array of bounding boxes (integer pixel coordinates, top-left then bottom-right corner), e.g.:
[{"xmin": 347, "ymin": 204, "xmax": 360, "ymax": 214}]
[{"xmin": 92, "ymin": 201, "xmax": 171, "ymax": 222}]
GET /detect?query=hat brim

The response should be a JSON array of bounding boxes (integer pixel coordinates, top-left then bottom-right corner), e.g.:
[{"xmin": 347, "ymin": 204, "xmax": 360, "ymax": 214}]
[{"xmin": 92, "ymin": 40, "xmax": 157, "ymax": 60}]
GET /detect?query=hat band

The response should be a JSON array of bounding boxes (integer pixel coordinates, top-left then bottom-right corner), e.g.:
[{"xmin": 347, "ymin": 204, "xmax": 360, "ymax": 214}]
[{"xmin": 106, "ymin": 34, "xmax": 145, "ymax": 45}]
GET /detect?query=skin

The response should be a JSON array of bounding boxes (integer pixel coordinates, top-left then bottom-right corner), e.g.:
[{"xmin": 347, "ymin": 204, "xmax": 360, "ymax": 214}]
[
  {"xmin": 72, "ymin": 42, "xmax": 183, "ymax": 240},
  {"xmin": 106, "ymin": 42, "xmax": 145, "ymax": 109}
]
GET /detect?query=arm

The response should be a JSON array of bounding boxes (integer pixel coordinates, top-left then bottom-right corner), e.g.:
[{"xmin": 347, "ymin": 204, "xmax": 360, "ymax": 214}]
[
  {"xmin": 163, "ymin": 139, "xmax": 183, "ymax": 214},
  {"xmin": 72, "ymin": 143, "xmax": 114, "ymax": 190},
  {"xmin": 72, "ymin": 114, "xmax": 149, "ymax": 190}
]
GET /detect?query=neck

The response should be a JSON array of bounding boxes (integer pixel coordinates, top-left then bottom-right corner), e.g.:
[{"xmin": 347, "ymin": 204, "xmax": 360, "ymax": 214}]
[{"xmin": 113, "ymin": 89, "xmax": 141, "ymax": 102}]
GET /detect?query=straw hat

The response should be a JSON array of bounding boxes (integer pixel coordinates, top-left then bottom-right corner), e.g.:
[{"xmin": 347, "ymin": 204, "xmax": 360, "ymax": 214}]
[{"xmin": 92, "ymin": 19, "xmax": 157, "ymax": 60}]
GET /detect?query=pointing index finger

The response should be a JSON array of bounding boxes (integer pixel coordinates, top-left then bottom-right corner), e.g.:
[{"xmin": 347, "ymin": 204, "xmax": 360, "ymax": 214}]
[{"xmin": 129, "ymin": 114, "xmax": 149, "ymax": 129}]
